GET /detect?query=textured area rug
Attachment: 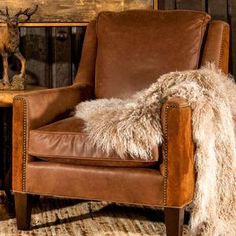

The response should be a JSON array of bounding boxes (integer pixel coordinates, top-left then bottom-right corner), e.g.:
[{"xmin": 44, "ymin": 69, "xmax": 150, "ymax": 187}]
[{"xmin": 0, "ymin": 192, "xmax": 189, "ymax": 236}]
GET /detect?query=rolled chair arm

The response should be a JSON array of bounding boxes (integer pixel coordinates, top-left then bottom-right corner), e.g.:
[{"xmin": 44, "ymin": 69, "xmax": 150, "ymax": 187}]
[
  {"xmin": 12, "ymin": 84, "xmax": 92, "ymax": 192},
  {"xmin": 161, "ymin": 97, "xmax": 195, "ymax": 208},
  {"xmin": 201, "ymin": 20, "xmax": 230, "ymax": 74},
  {"xmin": 13, "ymin": 84, "xmax": 92, "ymax": 130}
]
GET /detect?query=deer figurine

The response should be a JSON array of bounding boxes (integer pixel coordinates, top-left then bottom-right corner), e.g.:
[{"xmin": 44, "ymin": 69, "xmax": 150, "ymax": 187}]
[{"xmin": 0, "ymin": 5, "xmax": 38, "ymax": 89}]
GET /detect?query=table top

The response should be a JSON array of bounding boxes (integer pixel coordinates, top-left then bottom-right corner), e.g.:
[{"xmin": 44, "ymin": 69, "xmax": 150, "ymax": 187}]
[{"xmin": 0, "ymin": 85, "xmax": 47, "ymax": 107}]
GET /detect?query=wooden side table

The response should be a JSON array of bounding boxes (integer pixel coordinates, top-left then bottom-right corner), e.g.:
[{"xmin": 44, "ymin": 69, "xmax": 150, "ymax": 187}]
[{"xmin": 0, "ymin": 86, "xmax": 46, "ymax": 200}]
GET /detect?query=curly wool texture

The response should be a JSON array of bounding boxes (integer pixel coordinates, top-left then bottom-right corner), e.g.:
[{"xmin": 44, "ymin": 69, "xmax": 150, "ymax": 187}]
[{"xmin": 75, "ymin": 64, "xmax": 236, "ymax": 235}]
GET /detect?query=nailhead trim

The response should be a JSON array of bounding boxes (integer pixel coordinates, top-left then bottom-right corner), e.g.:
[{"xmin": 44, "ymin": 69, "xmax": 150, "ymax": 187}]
[
  {"xmin": 219, "ymin": 25, "xmax": 228, "ymax": 71},
  {"xmin": 163, "ymin": 104, "xmax": 177, "ymax": 206},
  {"xmin": 14, "ymin": 97, "xmax": 28, "ymax": 192}
]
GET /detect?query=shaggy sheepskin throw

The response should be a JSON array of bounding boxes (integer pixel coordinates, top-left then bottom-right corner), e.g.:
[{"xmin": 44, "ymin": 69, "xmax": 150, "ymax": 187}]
[{"xmin": 75, "ymin": 64, "xmax": 236, "ymax": 235}]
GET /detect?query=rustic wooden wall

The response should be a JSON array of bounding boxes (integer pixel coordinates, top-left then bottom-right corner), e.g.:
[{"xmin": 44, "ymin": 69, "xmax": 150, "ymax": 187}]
[
  {"xmin": 0, "ymin": 0, "xmax": 154, "ymax": 23},
  {"xmin": 159, "ymin": 0, "xmax": 236, "ymax": 77}
]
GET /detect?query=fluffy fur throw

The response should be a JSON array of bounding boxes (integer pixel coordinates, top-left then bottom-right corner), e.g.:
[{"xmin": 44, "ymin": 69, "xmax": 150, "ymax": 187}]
[{"xmin": 75, "ymin": 64, "xmax": 236, "ymax": 235}]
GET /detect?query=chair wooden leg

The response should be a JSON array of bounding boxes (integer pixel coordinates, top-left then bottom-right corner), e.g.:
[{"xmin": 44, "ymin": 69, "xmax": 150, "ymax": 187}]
[
  {"xmin": 165, "ymin": 207, "xmax": 184, "ymax": 236},
  {"xmin": 14, "ymin": 193, "xmax": 32, "ymax": 230}
]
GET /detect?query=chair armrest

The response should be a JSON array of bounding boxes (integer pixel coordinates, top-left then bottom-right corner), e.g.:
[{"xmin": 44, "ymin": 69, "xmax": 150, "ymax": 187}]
[
  {"xmin": 161, "ymin": 97, "xmax": 195, "ymax": 208},
  {"xmin": 201, "ymin": 20, "xmax": 230, "ymax": 73},
  {"xmin": 13, "ymin": 84, "xmax": 92, "ymax": 130},
  {"xmin": 12, "ymin": 85, "xmax": 92, "ymax": 192}
]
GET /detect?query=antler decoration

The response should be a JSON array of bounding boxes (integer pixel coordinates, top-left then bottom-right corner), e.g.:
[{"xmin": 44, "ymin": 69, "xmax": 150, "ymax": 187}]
[
  {"xmin": 14, "ymin": 5, "xmax": 38, "ymax": 21},
  {"xmin": 0, "ymin": 7, "xmax": 10, "ymax": 19},
  {"xmin": 0, "ymin": 5, "xmax": 38, "ymax": 90}
]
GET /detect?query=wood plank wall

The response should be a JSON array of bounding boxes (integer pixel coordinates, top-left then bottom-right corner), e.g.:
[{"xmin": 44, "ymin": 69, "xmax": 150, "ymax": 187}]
[
  {"xmin": 0, "ymin": 0, "xmax": 154, "ymax": 23},
  {"xmin": 159, "ymin": 0, "xmax": 236, "ymax": 77}
]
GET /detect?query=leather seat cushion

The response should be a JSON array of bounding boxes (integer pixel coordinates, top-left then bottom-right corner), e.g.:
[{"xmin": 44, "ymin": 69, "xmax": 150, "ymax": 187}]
[{"xmin": 28, "ymin": 117, "xmax": 159, "ymax": 167}]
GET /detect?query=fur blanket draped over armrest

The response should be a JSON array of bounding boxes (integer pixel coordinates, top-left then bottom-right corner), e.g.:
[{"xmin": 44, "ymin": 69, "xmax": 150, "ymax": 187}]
[{"xmin": 75, "ymin": 64, "xmax": 236, "ymax": 235}]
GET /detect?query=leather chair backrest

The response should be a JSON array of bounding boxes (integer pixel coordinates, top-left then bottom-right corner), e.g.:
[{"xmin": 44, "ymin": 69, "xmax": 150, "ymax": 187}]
[{"xmin": 74, "ymin": 10, "xmax": 229, "ymax": 98}]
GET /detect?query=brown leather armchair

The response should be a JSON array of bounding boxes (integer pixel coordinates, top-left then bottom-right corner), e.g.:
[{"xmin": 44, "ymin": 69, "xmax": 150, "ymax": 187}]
[{"xmin": 12, "ymin": 10, "xmax": 229, "ymax": 236}]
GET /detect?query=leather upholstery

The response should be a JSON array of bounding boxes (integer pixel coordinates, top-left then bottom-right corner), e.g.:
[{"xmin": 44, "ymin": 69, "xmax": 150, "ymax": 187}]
[
  {"xmin": 13, "ymin": 98, "xmax": 25, "ymax": 192},
  {"xmin": 12, "ymin": 10, "xmax": 230, "ymax": 209},
  {"xmin": 29, "ymin": 117, "xmax": 159, "ymax": 167},
  {"xmin": 25, "ymin": 162, "xmax": 164, "ymax": 206},
  {"xmin": 95, "ymin": 10, "xmax": 210, "ymax": 98},
  {"xmin": 201, "ymin": 20, "xmax": 230, "ymax": 74},
  {"xmin": 161, "ymin": 98, "xmax": 195, "ymax": 207},
  {"xmin": 13, "ymin": 85, "xmax": 92, "ymax": 191}
]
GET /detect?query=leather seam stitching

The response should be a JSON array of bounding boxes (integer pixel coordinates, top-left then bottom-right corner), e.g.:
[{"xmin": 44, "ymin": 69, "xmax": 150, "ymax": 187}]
[
  {"xmin": 30, "ymin": 131, "xmax": 85, "ymax": 135},
  {"xmin": 14, "ymin": 97, "xmax": 28, "ymax": 192},
  {"xmin": 163, "ymin": 104, "xmax": 177, "ymax": 206},
  {"xmin": 163, "ymin": 105, "xmax": 168, "ymax": 206},
  {"xmin": 27, "ymin": 154, "xmax": 158, "ymax": 163},
  {"xmin": 14, "ymin": 190, "xmax": 166, "ymax": 208},
  {"xmin": 165, "ymin": 103, "xmax": 190, "ymax": 109}
]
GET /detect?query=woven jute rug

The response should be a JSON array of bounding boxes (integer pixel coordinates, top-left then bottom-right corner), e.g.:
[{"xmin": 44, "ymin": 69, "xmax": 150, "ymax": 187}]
[{"xmin": 0, "ymin": 192, "xmax": 189, "ymax": 236}]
